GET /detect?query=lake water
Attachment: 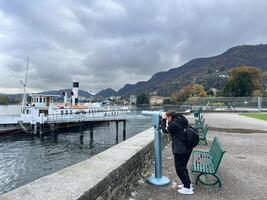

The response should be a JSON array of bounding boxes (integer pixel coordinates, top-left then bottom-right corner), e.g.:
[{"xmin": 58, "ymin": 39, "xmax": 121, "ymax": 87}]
[{"xmin": 0, "ymin": 105, "xmax": 152, "ymax": 195}]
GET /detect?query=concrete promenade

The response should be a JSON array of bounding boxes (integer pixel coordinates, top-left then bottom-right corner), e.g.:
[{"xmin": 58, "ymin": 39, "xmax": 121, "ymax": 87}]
[{"xmin": 129, "ymin": 113, "xmax": 267, "ymax": 200}]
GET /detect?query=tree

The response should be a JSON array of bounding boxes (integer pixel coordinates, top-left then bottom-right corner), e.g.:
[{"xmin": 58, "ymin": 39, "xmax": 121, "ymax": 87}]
[
  {"xmin": 0, "ymin": 96, "xmax": 10, "ymax": 105},
  {"xmin": 163, "ymin": 98, "xmax": 172, "ymax": 104},
  {"xmin": 223, "ymin": 66, "xmax": 262, "ymax": 97},
  {"xmin": 191, "ymin": 84, "xmax": 206, "ymax": 97},
  {"xmin": 136, "ymin": 93, "xmax": 149, "ymax": 105},
  {"xmin": 170, "ymin": 84, "xmax": 207, "ymax": 103}
]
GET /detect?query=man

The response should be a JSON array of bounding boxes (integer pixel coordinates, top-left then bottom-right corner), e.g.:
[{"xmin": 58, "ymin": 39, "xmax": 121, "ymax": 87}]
[{"xmin": 161, "ymin": 111, "xmax": 193, "ymax": 195}]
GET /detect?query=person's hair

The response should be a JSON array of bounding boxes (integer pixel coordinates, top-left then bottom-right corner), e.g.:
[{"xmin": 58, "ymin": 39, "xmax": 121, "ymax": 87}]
[{"xmin": 166, "ymin": 110, "xmax": 176, "ymax": 119}]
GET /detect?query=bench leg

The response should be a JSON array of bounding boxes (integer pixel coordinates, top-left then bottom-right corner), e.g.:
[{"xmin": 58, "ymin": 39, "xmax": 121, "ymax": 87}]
[{"xmin": 195, "ymin": 173, "xmax": 222, "ymax": 187}]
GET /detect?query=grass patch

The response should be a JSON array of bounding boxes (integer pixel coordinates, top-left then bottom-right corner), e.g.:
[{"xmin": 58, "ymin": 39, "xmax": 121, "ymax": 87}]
[{"xmin": 240, "ymin": 113, "xmax": 267, "ymax": 121}]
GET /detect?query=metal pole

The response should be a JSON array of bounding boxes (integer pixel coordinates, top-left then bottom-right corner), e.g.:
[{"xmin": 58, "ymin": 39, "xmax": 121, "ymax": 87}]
[
  {"xmin": 90, "ymin": 126, "xmax": 94, "ymax": 142},
  {"xmin": 123, "ymin": 120, "xmax": 126, "ymax": 141},
  {"xmin": 154, "ymin": 124, "xmax": 162, "ymax": 178},
  {"xmin": 258, "ymin": 97, "xmax": 262, "ymax": 112},
  {"xmin": 142, "ymin": 111, "xmax": 170, "ymax": 186},
  {"xmin": 79, "ymin": 123, "xmax": 84, "ymax": 145},
  {"xmin": 34, "ymin": 123, "xmax": 37, "ymax": 135},
  {"xmin": 116, "ymin": 121, "xmax": 119, "ymax": 143}
]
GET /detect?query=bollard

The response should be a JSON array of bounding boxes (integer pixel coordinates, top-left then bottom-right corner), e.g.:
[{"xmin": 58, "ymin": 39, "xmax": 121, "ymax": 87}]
[{"xmin": 142, "ymin": 111, "xmax": 170, "ymax": 186}]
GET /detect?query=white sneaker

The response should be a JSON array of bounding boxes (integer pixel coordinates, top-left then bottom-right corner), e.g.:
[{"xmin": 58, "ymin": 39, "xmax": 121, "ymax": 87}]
[
  {"xmin": 177, "ymin": 184, "xmax": 194, "ymax": 189},
  {"xmin": 177, "ymin": 187, "xmax": 194, "ymax": 195}
]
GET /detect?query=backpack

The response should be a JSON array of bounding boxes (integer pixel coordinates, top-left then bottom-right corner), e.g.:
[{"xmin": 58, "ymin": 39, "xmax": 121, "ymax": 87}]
[
  {"xmin": 183, "ymin": 126, "xmax": 199, "ymax": 148},
  {"xmin": 174, "ymin": 114, "xmax": 199, "ymax": 148}
]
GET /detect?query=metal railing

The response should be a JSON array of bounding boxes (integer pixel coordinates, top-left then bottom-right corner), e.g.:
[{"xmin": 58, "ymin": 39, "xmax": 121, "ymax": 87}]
[
  {"xmin": 183, "ymin": 97, "xmax": 267, "ymax": 111},
  {"xmin": 46, "ymin": 109, "xmax": 131, "ymax": 123}
]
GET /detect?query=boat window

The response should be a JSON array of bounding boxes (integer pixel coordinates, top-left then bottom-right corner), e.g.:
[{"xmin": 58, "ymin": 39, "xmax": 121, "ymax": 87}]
[
  {"xmin": 40, "ymin": 98, "xmax": 42, "ymax": 103},
  {"xmin": 65, "ymin": 110, "xmax": 68, "ymax": 115},
  {"xmin": 70, "ymin": 110, "xmax": 72, "ymax": 114},
  {"xmin": 61, "ymin": 110, "xmax": 64, "ymax": 115}
]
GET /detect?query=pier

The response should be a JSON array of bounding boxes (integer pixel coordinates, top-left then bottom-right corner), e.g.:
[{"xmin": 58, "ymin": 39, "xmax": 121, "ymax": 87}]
[{"xmin": 31, "ymin": 112, "xmax": 129, "ymax": 143}]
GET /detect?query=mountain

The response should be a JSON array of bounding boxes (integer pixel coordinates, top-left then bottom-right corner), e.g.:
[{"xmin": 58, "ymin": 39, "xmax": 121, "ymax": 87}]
[
  {"xmin": 0, "ymin": 89, "xmax": 94, "ymax": 104},
  {"xmin": 117, "ymin": 44, "xmax": 267, "ymax": 96},
  {"xmin": 0, "ymin": 93, "xmax": 22, "ymax": 101},
  {"xmin": 39, "ymin": 89, "xmax": 93, "ymax": 98},
  {"xmin": 95, "ymin": 88, "xmax": 116, "ymax": 98}
]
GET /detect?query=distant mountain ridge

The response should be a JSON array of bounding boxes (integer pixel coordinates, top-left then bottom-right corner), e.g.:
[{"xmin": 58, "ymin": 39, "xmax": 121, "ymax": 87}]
[
  {"xmin": 115, "ymin": 44, "xmax": 267, "ymax": 96},
  {"xmin": 0, "ymin": 89, "xmax": 93, "ymax": 101},
  {"xmin": 39, "ymin": 89, "xmax": 93, "ymax": 98},
  {"xmin": 95, "ymin": 88, "xmax": 116, "ymax": 98}
]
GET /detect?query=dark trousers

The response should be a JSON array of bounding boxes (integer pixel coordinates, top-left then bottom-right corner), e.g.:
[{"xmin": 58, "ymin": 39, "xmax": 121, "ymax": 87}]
[{"xmin": 174, "ymin": 152, "xmax": 192, "ymax": 189}]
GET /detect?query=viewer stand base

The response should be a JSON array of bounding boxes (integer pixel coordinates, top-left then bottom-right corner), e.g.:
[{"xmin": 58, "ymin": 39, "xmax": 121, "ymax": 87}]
[{"xmin": 147, "ymin": 176, "xmax": 170, "ymax": 186}]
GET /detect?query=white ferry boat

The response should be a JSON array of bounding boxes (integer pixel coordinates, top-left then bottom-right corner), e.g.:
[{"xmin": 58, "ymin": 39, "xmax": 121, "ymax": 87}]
[{"xmin": 0, "ymin": 81, "xmax": 130, "ymax": 135}]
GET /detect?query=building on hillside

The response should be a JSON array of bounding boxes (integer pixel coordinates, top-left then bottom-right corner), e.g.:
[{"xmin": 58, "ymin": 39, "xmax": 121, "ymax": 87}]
[
  {"xmin": 149, "ymin": 96, "xmax": 169, "ymax": 105},
  {"xmin": 109, "ymin": 96, "xmax": 121, "ymax": 100},
  {"xmin": 129, "ymin": 95, "xmax": 137, "ymax": 105}
]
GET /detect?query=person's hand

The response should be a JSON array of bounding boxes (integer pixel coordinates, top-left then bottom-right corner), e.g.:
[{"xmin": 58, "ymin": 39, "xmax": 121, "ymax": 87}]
[{"xmin": 161, "ymin": 112, "xmax": 167, "ymax": 119}]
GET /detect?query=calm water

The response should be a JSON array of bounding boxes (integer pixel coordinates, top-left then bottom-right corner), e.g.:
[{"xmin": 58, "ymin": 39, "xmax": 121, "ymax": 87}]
[{"xmin": 0, "ymin": 105, "xmax": 152, "ymax": 195}]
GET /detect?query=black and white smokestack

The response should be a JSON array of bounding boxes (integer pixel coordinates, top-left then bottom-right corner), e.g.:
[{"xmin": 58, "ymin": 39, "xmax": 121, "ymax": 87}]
[
  {"xmin": 63, "ymin": 92, "xmax": 68, "ymax": 105},
  {"xmin": 72, "ymin": 81, "xmax": 79, "ymax": 106}
]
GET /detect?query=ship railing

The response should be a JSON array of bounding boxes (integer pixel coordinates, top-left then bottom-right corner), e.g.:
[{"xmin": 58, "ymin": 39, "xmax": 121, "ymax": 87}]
[{"xmin": 46, "ymin": 109, "xmax": 131, "ymax": 123}]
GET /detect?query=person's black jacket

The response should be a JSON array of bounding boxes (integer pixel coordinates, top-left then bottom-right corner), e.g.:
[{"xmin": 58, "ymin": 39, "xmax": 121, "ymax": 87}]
[{"xmin": 161, "ymin": 114, "xmax": 192, "ymax": 154}]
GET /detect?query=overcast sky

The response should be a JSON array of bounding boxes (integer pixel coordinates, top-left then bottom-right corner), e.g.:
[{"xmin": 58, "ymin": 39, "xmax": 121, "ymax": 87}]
[{"xmin": 1, "ymin": 0, "xmax": 267, "ymax": 94}]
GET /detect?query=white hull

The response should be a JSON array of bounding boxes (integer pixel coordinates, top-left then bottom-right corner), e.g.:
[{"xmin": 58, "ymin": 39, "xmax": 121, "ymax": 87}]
[{"xmin": 0, "ymin": 124, "xmax": 23, "ymax": 135}]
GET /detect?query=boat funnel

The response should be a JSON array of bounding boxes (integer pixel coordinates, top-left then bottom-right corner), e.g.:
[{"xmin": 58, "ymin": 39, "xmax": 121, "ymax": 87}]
[
  {"xmin": 71, "ymin": 81, "xmax": 79, "ymax": 106},
  {"xmin": 63, "ymin": 92, "xmax": 68, "ymax": 106}
]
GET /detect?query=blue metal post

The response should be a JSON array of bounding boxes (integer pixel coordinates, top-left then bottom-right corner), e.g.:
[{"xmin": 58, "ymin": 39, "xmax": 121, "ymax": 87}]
[{"xmin": 142, "ymin": 111, "xmax": 170, "ymax": 186}]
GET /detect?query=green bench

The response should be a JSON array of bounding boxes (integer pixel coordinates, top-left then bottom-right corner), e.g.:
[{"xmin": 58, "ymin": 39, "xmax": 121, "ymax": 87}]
[
  {"xmin": 197, "ymin": 124, "xmax": 208, "ymax": 146},
  {"xmin": 193, "ymin": 107, "xmax": 205, "ymax": 125},
  {"xmin": 192, "ymin": 137, "xmax": 225, "ymax": 187},
  {"xmin": 194, "ymin": 120, "xmax": 205, "ymax": 129}
]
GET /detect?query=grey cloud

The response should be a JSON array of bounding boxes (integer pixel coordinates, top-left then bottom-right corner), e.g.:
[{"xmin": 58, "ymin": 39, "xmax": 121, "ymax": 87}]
[{"xmin": 1, "ymin": 0, "xmax": 267, "ymax": 94}]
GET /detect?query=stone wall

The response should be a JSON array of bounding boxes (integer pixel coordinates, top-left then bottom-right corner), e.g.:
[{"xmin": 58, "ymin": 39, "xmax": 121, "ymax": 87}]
[
  {"xmin": 0, "ymin": 128, "xmax": 170, "ymax": 200},
  {"xmin": 90, "ymin": 130, "xmax": 170, "ymax": 200}
]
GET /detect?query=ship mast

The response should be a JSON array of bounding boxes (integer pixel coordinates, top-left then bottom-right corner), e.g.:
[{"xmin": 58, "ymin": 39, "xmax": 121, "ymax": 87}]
[{"xmin": 21, "ymin": 56, "xmax": 29, "ymax": 110}]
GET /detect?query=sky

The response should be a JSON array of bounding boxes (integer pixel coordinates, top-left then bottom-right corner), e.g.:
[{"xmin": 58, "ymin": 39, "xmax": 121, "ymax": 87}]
[{"xmin": 1, "ymin": 0, "xmax": 267, "ymax": 94}]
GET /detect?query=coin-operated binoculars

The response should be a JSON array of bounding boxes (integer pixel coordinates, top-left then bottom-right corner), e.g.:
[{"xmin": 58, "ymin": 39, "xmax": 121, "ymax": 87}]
[{"xmin": 142, "ymin": 111, "xmax": 170, "ymax": 186}]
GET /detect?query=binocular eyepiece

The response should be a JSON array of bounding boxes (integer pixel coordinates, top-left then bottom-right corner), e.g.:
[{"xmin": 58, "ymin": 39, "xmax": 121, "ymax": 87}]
[{"xmin": 142, "ymin": 111, "xmax": 163, "ymax": 129}]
